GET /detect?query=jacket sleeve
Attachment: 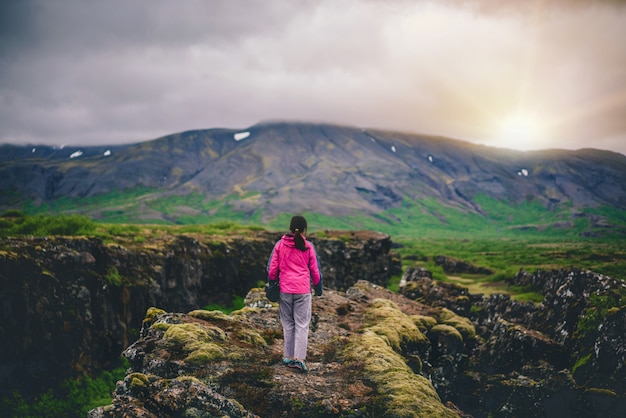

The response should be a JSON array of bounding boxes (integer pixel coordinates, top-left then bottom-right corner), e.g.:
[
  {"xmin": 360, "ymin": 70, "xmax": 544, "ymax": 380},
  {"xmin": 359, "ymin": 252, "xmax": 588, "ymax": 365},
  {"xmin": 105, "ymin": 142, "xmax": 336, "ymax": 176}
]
[
  {"xmin": 308, "ymin": 242, "xmax": 322, "ymax": 286},
  {"xmin": 267, "ymin": 241, "xmax": 280, "ymax": 281}
]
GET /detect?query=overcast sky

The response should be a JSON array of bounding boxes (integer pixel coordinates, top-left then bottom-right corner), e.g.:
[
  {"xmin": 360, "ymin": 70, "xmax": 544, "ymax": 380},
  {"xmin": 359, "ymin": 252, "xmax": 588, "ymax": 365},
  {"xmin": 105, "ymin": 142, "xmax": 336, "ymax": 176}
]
[{"xmin": 1, "ymin": 0, "xmax": 625, "ymax": 155}]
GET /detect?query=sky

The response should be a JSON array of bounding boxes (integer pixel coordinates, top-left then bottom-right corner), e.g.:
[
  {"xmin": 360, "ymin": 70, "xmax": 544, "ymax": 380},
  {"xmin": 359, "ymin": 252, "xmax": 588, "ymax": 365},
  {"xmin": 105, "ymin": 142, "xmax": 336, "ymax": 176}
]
[{"xmin": 1, "ymin": 0, "xmax": 625, "ymax": 155}]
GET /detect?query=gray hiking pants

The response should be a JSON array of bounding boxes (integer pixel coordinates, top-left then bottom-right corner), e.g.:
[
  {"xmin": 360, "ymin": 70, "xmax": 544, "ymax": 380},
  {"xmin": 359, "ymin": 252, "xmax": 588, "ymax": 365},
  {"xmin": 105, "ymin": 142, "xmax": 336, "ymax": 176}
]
[{"xmin": 279, "ymin": 292, "xmax": 312, "ymax": 360}]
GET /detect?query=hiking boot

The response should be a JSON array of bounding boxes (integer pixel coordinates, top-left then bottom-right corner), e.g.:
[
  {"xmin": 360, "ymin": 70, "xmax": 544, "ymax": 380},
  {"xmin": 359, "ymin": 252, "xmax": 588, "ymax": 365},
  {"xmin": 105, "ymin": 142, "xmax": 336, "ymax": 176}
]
[
  {"xmin": 288, "ymin": 359, "xmax": 308, "ymax": 373},
  {"xmin": 282, "ymin": 357, "xmax": 293, "ymax": 366}
]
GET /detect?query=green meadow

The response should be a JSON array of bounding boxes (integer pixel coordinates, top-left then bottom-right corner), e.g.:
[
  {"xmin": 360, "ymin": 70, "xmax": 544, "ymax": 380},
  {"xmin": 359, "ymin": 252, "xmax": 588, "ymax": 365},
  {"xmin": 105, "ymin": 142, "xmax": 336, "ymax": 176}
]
[{"xmin": 3, "ymin": 190, "xmax": 625, "ymax": 289}]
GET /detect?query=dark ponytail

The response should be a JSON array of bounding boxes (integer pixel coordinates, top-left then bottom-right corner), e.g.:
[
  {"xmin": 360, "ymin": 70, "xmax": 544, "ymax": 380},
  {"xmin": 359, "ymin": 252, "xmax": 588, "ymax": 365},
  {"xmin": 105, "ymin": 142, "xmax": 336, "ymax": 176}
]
[{"xmin": 289, "ymin": 215, "xmax": 308, "ymax": 251}]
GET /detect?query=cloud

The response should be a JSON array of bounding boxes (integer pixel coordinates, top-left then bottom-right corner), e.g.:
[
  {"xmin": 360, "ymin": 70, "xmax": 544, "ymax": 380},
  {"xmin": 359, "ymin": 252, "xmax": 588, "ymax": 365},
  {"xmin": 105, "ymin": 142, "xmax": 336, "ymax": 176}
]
[{"xmin": 0, "ymin": 0, "xmax": 625, "ymax": 155}]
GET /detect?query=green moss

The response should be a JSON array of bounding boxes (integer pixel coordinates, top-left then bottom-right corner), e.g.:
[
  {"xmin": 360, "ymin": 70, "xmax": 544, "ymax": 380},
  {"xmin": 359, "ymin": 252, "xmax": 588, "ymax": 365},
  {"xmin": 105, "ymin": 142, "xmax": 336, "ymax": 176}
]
[
  {"xmin": 163, "ymin": 323, "xmax": 227, "ymax": 345},
  {"xmin": 104, "ymin": 267, "xmax": 122, "ymax": 286},
  {"xmin": 430, "ymin": 324, "xmax": 463, "ymax": 343},
  {"xmin": 411, "ymin": 315, "xmax": 438, "ymax": 332},
  {"xmin": 237, "ymin": 329, "xmax": 268, "ymax": 347},
  {"xmin": 152, "ymin": 323, "xmax": 171, "ymax": 331},
  {"xmin": 364, "ymin": 299, "xmax": 429, "ymax": 352},
  {"xmin": 470, "ymin": 305, "xmax": 484, "ymax": 314},
  {"xmin": 175, "ymin": 376, "xmax": 203, "ymax": 385},
  {"xmin": 142, "ymin": 307, "xmax": 166, "ymax": 328},
  {"xmin": 145, "ymin": 307, "xmax": 166, "ymax": 319},
  {"xmin": 607, "ymin": 307, "xmax": 620, "ymax": 315},
  {"xmin": 188, "ymin": 309, "xmax": 233, "ymax": 322},
  {"xmin": 162, "ymin": 323, "xmax": 228, "ymax": 364},
  {"xmin": 438, "ymin": 308, "xmax": 476, "ymax": 341},
  {"xmin": 227, "ymin": 351, "xmax": 246, "ymax": 362},
  {"xmin": 344, "ymin": 330, "xmax": 458, "ymax": 418},
  {"xmin": 185, "ymin": 343, "xmax": 225, "ymax": 365},
  {"xmin": 572, "ymin": 353, "xmax": 592, "ymax": 375},
  {"xmin": 576, "ymin": 295, "xmax": 626, "ymax": 339},
  {"xmin": 584, "ymin": 387, "xmax": 617, "ymax": 397},
  {"xmin": 230, "ymin": 307, "xmax": 259, "ymax": 317},
  {"xmin": 343, "ymin": 299, "xmax": 460, "ymax": 418}
]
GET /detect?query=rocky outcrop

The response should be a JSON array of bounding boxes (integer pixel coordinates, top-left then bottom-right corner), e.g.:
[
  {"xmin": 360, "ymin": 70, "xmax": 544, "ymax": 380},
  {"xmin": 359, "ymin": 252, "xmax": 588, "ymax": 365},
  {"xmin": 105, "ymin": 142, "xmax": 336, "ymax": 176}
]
[
  {"xmin": 91, "ymin": 267, "xmax": 626, "ymax": 417},
  {"xmin": 434, "ymin": 255, "xmax": 494, "ymax": 276},
  {"xmin": 89, "ymin": 281, "xmax": 471, "ymax": 418},
  {"xmin": 0, "ymin": 230, "xmax": 399, "ymax": 399},
  {"xmin": 400, "ymin": 266, "xmax": 626, "ymax": 417}
]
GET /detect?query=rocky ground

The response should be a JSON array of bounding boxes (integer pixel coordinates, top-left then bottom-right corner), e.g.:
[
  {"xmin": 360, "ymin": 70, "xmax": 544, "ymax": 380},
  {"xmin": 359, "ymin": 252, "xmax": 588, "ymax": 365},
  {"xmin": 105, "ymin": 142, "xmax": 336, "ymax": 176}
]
[{"xmin": 89, "ymin": 267, "xmax": 626, "ymax": 417}]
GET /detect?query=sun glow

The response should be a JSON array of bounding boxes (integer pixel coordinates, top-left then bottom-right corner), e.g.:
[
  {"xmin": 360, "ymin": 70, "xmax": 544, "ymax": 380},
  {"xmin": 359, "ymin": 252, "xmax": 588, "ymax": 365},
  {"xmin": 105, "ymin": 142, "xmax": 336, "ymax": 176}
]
[{"xmin": 495, "ymin": 112, "xmax": 546, "ymax": 150}]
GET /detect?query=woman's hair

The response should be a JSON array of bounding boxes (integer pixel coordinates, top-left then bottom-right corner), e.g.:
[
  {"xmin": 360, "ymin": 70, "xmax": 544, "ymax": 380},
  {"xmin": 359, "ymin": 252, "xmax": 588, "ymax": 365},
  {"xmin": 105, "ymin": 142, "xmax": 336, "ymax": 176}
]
[{"xmin": 289, "ymin": 215, "xmax": 308, "ymax": 251}]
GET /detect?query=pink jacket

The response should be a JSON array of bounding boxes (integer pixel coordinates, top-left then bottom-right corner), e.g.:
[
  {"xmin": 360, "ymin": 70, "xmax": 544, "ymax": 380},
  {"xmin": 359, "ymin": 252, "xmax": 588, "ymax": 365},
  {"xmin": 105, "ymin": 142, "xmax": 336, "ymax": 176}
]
[{"xmin": 267, "ymin": 234, "xmax": 322, "ymax": 294}]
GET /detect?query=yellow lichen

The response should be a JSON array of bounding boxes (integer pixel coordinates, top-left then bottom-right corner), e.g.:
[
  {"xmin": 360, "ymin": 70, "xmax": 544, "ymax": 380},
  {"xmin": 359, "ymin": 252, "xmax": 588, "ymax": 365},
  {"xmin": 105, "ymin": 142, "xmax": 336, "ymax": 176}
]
[{"xmin": 128, "ymin": 372, "xmax": 150, "ymax": 389}]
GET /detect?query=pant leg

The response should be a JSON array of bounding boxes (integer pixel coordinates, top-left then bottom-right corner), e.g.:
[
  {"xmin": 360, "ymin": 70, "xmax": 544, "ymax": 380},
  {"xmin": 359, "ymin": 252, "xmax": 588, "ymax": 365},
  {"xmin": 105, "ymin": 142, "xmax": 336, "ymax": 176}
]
[
  {"xmin": 292, "ymin": 293, "xmax": 312, "ymax": 360},
  {"xmin": 279, "ymin": 293, "xmax": 295, "ymax": 358}
]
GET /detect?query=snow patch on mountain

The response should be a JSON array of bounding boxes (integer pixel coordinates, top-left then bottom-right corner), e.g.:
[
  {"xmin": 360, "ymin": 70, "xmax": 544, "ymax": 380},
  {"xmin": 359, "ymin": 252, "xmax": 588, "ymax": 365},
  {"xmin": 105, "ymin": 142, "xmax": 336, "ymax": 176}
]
[{"xmin": 234, "ymin": 131, "xmax": 251, "ymax": 141}]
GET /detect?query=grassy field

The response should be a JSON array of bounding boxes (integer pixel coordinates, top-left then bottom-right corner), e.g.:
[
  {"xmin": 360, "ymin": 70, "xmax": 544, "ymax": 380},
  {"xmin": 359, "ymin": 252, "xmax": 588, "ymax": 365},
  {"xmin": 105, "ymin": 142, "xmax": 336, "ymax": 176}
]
[
  {"xmin": 391, "ymin": 236, "xmax": 625, "ymax": 300},
  {"xmin": 2, "ymin": 209, "xmax": 624, "ymax": 299}
]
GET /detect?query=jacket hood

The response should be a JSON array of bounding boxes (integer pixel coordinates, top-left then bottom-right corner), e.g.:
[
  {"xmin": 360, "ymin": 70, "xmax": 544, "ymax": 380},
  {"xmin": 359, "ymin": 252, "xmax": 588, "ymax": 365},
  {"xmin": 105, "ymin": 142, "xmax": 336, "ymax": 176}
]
[
  {"xmin": 281, "ymin": 233, "xmax": 306, "ymax": 248},
  {"xmin": 281, "ymin": 233, "xmax": 295, "ymax": 247}
]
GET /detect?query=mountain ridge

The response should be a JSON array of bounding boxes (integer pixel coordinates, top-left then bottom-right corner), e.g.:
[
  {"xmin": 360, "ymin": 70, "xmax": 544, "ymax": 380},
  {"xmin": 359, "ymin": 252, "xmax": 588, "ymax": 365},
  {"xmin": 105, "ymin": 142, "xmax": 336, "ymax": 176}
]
[{"xmin": 1, "ymin": 122, "xmax": 625, "ymax": 235}]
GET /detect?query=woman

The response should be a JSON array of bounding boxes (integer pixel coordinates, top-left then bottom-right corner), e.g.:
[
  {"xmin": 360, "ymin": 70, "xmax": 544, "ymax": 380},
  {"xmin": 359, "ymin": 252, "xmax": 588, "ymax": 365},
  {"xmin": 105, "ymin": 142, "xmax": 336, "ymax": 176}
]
[{"xmin": 267, "ymin": 215, "xmax": 322, "ymax": 373}]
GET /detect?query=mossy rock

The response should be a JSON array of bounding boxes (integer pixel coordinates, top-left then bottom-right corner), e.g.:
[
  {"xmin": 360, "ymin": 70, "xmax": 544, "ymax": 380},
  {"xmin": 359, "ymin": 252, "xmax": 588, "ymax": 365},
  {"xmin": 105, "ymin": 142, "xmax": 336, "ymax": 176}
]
[
  {"xmin": 163, "ymin": 323, "xmax": 229, "ymax": 364},
  {"xmin": 128, "ymin": 372, "xmax": 150, "ymax": 389},
  {"xmin": 343, "ymin": 300, "xmax": 460, "ymax": 418},
  {"xmin": 188, "ymin": 309, "xmax": 234, "ymax": 322},
  {"xmin": 411, "ymin": 314, "xmax": 438, "ymax": 332},
  {"xmin": 143, "ymin": 307, "xmax": 167, "ymax": 328},
  {"xmin": 237, "ymin": 329, "xmax": 268, "ymax": 347},
  {"xmin": 364, "ymin": 299, "xmax": 429, "ymax": 352},
  {"xmin": 430, "ymin": 324, "xmax": 463, "ymax": 343},
  {"xmin": 231, "ymin": 307, "xmax": 260, "ymax": 317},
  {"xmin": 438, "ymin": 308, "xmax": 476, "ymax": 341},
  {"xmin": 163, "ymin": 323, "xmax": 227, "ymax": 346},
  {"xmin": 344, "ymin": 332, "xmax": 458, "ymax": 417},
  {"xmin": 126, "ymin": 372, "xmax": 153, "ymax": 397},
  {"xmin": 185, "ymin": 343, "xmax": 225, "ymax": 365},
  {"xmin": 152, "ymin": 322, "xmax": 172, "ymax": 332}
]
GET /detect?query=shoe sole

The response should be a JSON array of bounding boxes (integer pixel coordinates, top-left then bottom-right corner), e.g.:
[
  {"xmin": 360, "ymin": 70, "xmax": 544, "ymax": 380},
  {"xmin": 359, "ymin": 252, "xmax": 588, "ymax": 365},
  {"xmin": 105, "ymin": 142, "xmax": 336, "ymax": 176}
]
[{"xmin": 287, "ymin": 363, "xmax": 308, "ymax": 373}]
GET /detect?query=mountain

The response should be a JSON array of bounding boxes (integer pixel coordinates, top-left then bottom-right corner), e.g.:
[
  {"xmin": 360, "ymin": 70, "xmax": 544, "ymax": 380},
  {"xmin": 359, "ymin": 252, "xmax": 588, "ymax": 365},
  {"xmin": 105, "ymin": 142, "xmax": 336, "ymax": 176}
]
[{"xmin": 2, "ymin": 122, "xmax": 625, "ymax": 236}]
